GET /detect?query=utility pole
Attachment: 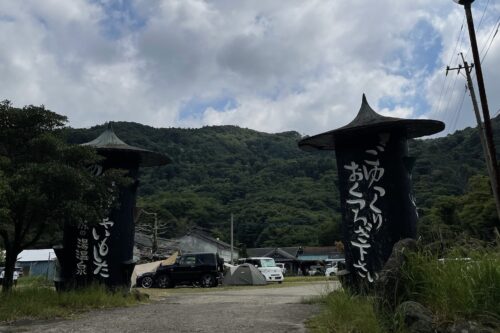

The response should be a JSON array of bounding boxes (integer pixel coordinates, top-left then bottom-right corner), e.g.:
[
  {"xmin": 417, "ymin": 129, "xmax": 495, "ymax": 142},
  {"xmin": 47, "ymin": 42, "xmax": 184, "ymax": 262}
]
[
  {"xmin": 454, "ymin": 0, "xmax": 500, "ymax": 223},
  {"xmin": 447, "ymin": 54, "xmax": 500, "ymax": 219},
  {"xmin": 230, "ymin": 214, "xmax": 234, "ymax": 265}
]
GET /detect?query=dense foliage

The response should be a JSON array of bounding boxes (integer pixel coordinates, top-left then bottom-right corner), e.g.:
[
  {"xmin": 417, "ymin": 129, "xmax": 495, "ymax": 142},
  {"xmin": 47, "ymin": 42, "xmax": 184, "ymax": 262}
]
[
  {"xmin": 0, "ymin": 101, "xmax": 127, "ymax": 291},
  {"xmin": 64, "ymin": 118, "xmax": 500, "ymax": 248}
]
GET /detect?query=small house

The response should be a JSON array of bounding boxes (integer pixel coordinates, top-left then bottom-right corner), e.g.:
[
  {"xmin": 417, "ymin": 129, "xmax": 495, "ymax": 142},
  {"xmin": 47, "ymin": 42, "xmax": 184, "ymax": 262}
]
[
  {"xmin": 16, "ymin": 249, "xmax": 56, "ymax": 278},
  {"xmin": 176, "ymin": 229, "xmax": 239, "ymax": 263},
  {"xmin": 134, "ymin": 228, "xmax": 239, "ymax": 263},
  {"xmin": 246, "ymin": 246, "xmax": 344, "ymax": 275}
]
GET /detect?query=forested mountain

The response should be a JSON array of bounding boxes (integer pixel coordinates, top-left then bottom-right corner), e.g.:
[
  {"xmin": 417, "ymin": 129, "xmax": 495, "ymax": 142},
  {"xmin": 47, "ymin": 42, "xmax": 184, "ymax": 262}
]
[{"xmin": 64, "ymin": 118, "xmax": 500, "ymax": 248}]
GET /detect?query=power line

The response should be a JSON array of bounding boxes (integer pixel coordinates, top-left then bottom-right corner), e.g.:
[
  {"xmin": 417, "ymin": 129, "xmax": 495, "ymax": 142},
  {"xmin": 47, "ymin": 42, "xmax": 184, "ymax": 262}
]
[
  {"xmin": 463, "ymin": 1, "xmax": 495, "ymax": 65},
  {"xmin": 480, "ymin": 18, "xmax": 500, "ymax": 64},
  {"xmin": 442, "ymin": 61, "xmax": 463, "ymax": 125},
  {"xmin": 451, "ymin": 85, "xmax": 468, "ymax": 131},
  {"xmin": 435, "ymin": 15, "xmax": 465, "ymax": 120},
  {"xmin": 476, "ymin": 0, "xmax": 490, "ymax": 32}
]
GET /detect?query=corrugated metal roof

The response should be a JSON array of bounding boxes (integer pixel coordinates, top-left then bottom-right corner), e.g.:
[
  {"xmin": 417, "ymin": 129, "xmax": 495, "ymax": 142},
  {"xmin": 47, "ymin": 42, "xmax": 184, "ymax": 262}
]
[
  {"xmin": 302, "ymin": 246, "xmax": 338, "ymax": 255},
  {"xmin": 246, "ymin": 247, "xmax": 300, "ymax": 259},
  {"xmin": 297, "ymin": 255, "xmax": 330, "ymax": 261},
  {"xmin": 17, "ymin": 249, "xmax": 56, "ymax": 262}
]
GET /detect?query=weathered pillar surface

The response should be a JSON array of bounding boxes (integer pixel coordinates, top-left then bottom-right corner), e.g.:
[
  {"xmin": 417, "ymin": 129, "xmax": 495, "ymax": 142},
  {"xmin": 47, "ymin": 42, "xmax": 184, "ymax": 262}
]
[
  {"xmin": 298, "ymin": 95, "xmax": 444, "ymax": 289},
  {"xmin": 55, "ymin": 123, "xmax": 170, "ymax": 288}
]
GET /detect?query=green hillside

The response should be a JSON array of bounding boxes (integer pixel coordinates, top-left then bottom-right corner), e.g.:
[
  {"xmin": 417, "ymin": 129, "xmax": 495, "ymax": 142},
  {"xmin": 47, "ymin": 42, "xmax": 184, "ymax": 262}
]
[{"xmin": 64, "ymin": 119, "xmax": 500, "ymax": 248}]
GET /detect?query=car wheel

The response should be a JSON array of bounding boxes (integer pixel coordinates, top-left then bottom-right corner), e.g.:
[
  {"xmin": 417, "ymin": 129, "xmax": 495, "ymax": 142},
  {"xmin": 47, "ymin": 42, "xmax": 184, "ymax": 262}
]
[
  {"xmin": 157, "ymin": 275, "xmax": 172, "ymax": 288},
  {"xmin": 329, "ymin": 272, "xmax": 335, "ymax": 277},
  {"xmin": 140, "ymin": 276, "xmax": 154, "ymax": 289},
  {"xmin": 200, "ymin": 274, "xmax": 215, "ymax": 288}
]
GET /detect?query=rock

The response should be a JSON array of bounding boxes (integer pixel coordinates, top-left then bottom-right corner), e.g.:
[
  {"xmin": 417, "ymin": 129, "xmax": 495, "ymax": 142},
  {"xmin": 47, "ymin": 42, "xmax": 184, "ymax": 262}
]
[
  {"xmin": 395, "ymin": 301, "xmax": 434, "ymax": 333},
  {"xmin": 375, "ymin": 238, "xmax": 417, "ymax": 310},
  {"xmin": 437, "ymin": 320, "xmax": 498, "ymax": 333}
]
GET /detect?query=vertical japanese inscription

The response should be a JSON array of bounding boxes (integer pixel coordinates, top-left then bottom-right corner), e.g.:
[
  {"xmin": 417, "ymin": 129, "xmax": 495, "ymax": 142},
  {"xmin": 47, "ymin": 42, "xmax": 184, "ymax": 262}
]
[
  {"xmin": 75, "ymin": 221, "xmax": 89, "ymax": 276},
  {"xmin": 343, "ymin": 134, "xmax": 389, "ymax": 282},
  {"xmin": 92, "ymin": 218, "xmax": 114, "ymax": 278}
]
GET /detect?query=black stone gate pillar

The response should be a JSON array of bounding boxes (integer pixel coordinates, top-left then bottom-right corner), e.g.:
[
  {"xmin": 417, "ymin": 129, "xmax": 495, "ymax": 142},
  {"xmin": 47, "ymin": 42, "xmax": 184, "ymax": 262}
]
[
  {"xmin": 54, "ymin": 123, "xmax": 170, "ymax": 289},
  {"xmin": 298, "ymin": 95, "xmax": 444, "ymax": 290}
]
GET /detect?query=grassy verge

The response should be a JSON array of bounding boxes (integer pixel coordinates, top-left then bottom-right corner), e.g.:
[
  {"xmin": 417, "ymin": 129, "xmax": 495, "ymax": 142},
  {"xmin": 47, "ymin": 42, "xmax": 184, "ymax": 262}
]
[
  {"xmin": 307, "ymin": 247, "xmax": 500, "ymax": 332},
  {"xmin": 307, "ymin": 290, "xmax": 383, "ymax": 333},
  {"xmin": 138, "ymin": 275, "xmax": 337, "ymax": 300},
  {"xmin": 0, "ymin": 277, "xmax": 146, "ymax": 323},
  {"xmin": 401, "ymin": 249, "xmax": 500, "ymax": 325},
  {"xmin": 285, "ymin": 276, "xmax": 336, "ymax": 283}
]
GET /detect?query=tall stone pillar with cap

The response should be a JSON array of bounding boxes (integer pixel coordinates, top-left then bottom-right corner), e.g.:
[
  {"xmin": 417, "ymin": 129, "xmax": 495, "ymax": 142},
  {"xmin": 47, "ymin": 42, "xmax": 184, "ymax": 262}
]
[
  {"xmin": 298, "ymin": 95, "xmax": 444, "ymax": 290},
  {"xmin": 54, "ymin": 123, "xmax": 170, "ymax": 289}
]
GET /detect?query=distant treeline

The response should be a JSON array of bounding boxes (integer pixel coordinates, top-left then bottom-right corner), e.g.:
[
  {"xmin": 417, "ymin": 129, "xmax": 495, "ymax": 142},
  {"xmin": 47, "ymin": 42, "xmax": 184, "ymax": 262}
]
[{"xmin": 64, "ymin": 118, "xmax": 500, "ymax": 248}]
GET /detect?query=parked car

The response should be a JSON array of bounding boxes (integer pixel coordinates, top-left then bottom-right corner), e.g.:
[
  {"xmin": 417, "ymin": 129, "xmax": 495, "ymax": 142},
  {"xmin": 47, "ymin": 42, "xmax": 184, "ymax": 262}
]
[
  {"xmin": 136, "ymin": 252, "xmax": 224, "ymax": 289},
  {"xmin": 275, "ymin": 263, "xmax": 286, "ymax": 275},
  {"xmin": 308, "ymin": 265, "xmax": 325, "ymax": 276},
  {"xmin": 240, "ymin": 257, "xmax": 284, "ymax": 283},
  {"xmin": 0, "ymin": 267, "xmax": 23, "ymax": 284},
  {"xmin": 325, "ymin": 260, "xmax": 345, "ymax": 276}
]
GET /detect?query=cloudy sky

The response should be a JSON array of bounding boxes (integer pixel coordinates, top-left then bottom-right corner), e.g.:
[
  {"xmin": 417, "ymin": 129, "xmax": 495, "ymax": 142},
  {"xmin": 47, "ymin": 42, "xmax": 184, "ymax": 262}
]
[{"xmin": 0, "ymin": 0, "xmax": 499, "ymax": 136}]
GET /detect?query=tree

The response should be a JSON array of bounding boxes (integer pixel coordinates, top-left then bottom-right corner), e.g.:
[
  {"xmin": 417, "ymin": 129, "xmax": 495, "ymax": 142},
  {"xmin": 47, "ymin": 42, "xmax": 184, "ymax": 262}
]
[
  {"xmin": 0, "ymin": 101, "xmax": 126, "ymax": 292},
  {"xmin": 135, "ymin": 208, "xmax": 170, "ymax": 255}
]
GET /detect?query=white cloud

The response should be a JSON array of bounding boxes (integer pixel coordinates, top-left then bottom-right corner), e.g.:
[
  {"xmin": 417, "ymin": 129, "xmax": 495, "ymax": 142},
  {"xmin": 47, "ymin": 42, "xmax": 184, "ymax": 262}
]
[{"xmin": 0, "ymin": 0, "xmax": 498, "ymax": 136}]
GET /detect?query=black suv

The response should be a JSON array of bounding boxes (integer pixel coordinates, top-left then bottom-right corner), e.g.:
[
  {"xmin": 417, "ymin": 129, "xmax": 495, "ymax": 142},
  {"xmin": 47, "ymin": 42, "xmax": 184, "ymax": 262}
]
[{"xmin": 138, "ymin": 253, "xmax": 224, "ymax": 288}]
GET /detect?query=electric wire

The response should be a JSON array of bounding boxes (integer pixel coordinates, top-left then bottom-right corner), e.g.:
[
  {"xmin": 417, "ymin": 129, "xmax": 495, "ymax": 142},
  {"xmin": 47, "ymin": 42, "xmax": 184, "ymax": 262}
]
[
  {"xmin": 462, "ymin": 1, "xmax": 491, "ymax": 64},
  {"xmin": 435, "ymin": 15, "xmax": 465, "ymax": 123},
  {"xmin": 443, "ymin": 69, "xmax": 462, "ymax": 126},
  {"xmin": 477, "ymin": 0, "xmax": 491, "ymax": 32},
  {"xmin": 451, "ymin": 85, "xmax": 468, "ymax": 131},
  {"xmin": 480, "ymin": 17, "xmax": 500, "ymax": 64}
]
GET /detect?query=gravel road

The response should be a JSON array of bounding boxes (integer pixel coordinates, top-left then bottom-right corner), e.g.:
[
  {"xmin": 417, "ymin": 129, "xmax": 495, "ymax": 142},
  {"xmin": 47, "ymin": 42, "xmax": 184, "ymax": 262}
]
[{"xmin": 1, "ymin": 281, "xmax": 339, "ymax": 333}]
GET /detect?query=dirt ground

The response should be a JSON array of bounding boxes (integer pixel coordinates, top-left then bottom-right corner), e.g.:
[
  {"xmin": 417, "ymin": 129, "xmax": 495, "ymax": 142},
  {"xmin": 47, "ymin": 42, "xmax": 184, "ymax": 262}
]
[{"xmin": 0, "ymin": 281, "xmax": 339, "ymax": 333}]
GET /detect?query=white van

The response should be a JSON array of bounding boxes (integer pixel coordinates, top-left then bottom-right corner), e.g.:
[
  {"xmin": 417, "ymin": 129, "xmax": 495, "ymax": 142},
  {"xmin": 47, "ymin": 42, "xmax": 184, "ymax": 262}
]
[
  {"xmin": 324, "ymin": 259, "xmax": 345, "ymax": 276},
  {"xmin": 241, "ymin": 257, "xmax": 284, "ymax": 283}
]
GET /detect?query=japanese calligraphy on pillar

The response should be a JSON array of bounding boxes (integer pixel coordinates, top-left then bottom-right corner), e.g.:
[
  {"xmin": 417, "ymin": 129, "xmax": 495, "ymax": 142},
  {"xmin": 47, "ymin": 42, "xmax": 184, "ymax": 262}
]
[
  {"xmin": 92, "ymin": 218, "xmax": 114, "ymax": 278},
  {"xmin": 75, "ymin": 221, "xmax": 89, "ymax": 276},
  {"xmin": 344, "ymin": 133, "xmax": 389, "ymax": 282}
]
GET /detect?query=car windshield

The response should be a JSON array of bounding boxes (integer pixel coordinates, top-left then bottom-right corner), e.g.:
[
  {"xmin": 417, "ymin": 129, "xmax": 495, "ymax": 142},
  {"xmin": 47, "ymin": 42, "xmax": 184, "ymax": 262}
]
[{"xmin": 260, "ymin": 259, "xmax": 276, "ymax": 267}]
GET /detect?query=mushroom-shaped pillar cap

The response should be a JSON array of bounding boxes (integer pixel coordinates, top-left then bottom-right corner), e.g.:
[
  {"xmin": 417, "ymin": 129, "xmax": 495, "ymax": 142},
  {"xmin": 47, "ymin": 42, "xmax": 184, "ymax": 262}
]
[
  {"xmin": 298, "ymin": 94, "xmax": 445, "ymax": 151},
  {"xmin": 81, "ymin": 123, "xmax": 171, "ymax": 167}
]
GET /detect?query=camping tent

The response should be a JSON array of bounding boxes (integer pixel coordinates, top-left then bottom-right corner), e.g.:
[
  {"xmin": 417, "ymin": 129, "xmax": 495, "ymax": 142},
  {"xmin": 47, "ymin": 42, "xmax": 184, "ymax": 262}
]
[
  {"xmin": 130, "ymin": 252, "xmax": 178, "ymax": 287},
  {"xmin": 223, "ymin": 264, "xmax": 267, "ymax": 285}
]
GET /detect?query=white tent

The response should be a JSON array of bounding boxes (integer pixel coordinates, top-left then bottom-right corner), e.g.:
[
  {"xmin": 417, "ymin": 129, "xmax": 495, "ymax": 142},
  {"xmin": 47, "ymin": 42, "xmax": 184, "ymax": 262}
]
[{"xmin": 130, "ymin": 252, "xmax": 178, "ymax": 287}]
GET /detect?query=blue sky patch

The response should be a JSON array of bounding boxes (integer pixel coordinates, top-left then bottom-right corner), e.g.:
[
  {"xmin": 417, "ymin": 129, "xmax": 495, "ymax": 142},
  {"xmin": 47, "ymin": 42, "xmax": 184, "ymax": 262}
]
[
  {"xmin": 407, "ymin": 20, "xmax": 442, "ymax": 72},
  {"xmin": 92, "ymin": 0, "xmax": 147, "ymax": 39},
  {"xmin": 379, "ymin": 94, "xmax": 431, "ymax": 118},
  {"xmin": 0, "ymin": 14, "xmax": 16, "ymax": 23},
  {"xmin": 386, "ymin": 20, "xmax": 442, "ymax": 78},
  {"xmin": 179, "ymin": 96, "xmax": 238, "ymax": 120}
]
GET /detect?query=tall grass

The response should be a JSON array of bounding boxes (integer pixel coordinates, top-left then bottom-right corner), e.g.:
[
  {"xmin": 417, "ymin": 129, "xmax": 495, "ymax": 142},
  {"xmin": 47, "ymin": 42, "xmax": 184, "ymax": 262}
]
[
  {"xmin": 307, "ymin": 290, "xmax": 383, "ymax": 333},
  {"xmin": 0, "ymin": 277, "xmax": 146, "ymax": 323},
  {"xmin": 308, "ymin": 247, "xmax": 500, "ymax": 332},
  {"xmin": 401, "ymin": 248, "xmax": 500, "ymax": 324}
]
